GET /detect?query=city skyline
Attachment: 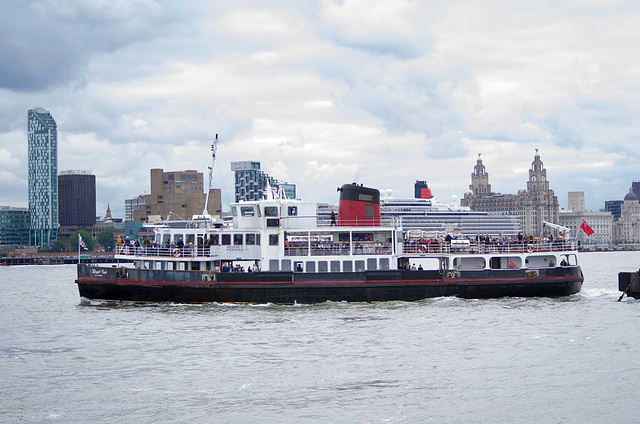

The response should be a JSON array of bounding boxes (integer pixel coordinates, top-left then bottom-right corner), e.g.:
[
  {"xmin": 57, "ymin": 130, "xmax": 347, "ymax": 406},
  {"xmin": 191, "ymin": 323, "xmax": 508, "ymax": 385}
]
[{"xmin": 2, "ymin": 2, "xmax": 640, "ymax": 218}]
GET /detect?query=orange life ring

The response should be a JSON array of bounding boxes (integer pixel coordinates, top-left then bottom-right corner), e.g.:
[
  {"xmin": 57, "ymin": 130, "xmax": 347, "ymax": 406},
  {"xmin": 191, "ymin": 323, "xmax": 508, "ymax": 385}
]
[
  {"xmin": 172, "ymin": 248, "xmax": 181, "ymax": 257},
  {"xmin": 526, "ymin": 245, "xmax": 534, "ymax": 253},
  {"xmin": 419, "ymin": 245, "xmax": 427, "ymax": 253}
]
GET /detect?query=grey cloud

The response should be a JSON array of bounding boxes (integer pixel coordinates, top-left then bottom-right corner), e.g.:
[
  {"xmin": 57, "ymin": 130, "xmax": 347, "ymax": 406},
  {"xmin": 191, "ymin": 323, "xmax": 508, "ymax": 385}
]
[{"xmin": 0, "ymin": 0, "xmax": 197, "ymax": 92}]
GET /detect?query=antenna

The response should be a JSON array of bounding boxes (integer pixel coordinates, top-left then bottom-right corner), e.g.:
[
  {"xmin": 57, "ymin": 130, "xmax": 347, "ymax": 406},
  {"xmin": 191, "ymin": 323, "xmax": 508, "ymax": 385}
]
[{"xmin": 203, "ymin": 134, "xmax": 218, "ymax": 215}]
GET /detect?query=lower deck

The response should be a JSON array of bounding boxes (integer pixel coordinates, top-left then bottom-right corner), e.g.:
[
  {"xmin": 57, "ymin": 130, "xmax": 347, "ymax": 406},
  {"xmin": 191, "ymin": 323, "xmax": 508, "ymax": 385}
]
[{"xmin": 77, "ymin": 263, "xmax": 584, "ymax": 304}]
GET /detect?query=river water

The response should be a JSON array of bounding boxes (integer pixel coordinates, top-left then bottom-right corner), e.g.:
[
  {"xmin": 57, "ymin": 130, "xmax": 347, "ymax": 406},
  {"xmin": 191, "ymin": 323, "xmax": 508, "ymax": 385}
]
[{"xmin": 1, "ymin": 251, "xmax": 639, "ymax": 423}]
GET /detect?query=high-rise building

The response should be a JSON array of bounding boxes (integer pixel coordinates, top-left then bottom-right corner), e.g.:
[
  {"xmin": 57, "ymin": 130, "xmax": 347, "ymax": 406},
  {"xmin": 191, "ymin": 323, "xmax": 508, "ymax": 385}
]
[
  {"xmin": 27, "ymin": 107, "xmax": 58, "ymax": 247},
  {"xmin": 132, "ymin": 169, "xmax": 221, "ymax": 222},
  {"xmin": 461, "ymin": 151, "xmax": 559, "ymax": 236},
  {"xmin": 125, "ymin": 195, "xmax": 146, "ymax": 222},
  {"xmin": 231, "ymin": 161, "xmax": 296, "ymax": 202},
  {"xmin": 605, "ymin": 200, "xmax": 623, "ymax": 220},
  {"xmin": 58, "ymin": 170, "xmax": 96, "ymax": 226},
  {"xmin": 568, "ymin": 192, "xmax": 585, "ymax": 212},
  {"xmin": 0, "ymin": 206, "xmax": 29, "ymax": 248}
]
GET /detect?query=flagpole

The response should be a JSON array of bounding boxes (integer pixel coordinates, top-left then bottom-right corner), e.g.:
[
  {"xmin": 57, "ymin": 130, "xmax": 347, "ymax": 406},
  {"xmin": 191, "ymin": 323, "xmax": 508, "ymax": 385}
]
[{"xmin": 78, "ymin": 235, "xmax": 81, "ymax": 264}]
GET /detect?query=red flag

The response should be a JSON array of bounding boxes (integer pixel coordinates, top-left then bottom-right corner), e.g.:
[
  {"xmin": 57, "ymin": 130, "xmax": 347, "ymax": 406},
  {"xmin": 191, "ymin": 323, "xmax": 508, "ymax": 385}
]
[{"xmin": 580, "ymin": 220, "xmax": 594, "ymax": 236}]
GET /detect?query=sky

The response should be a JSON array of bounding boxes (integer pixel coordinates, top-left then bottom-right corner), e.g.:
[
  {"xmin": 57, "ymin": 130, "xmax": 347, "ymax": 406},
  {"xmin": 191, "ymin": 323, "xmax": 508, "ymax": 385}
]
[{"xmin": 2, "ymin": 0, "xmax": 639, "ymax": 218}]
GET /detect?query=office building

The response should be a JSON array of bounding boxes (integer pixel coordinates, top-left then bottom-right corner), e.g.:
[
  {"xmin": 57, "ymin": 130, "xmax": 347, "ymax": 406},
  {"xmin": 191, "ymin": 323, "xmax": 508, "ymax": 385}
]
[
  {"xmin": 132, "ymin": 169, "xmax": 221, "ymax": 222},
  {"xmin": 125, "ymin": 195, "xmax": 146, "ymax": 222},
  {"xmin": 0, "ymin": 206, "xmax": 29, "ymax": 248},
  {"xmin": 567, "ymin": 192, "xmax": 585, "ymax": 212},
  {"xmin": 27, "ymin": 107, "xmax": 58, "ymax": 247},
  {"xmin": 231, "ymin": 161, "xmax": 296, "ymax": 201},
  {"xmin": 58, "ymin": 170, "xmax": 96, "ymax": 226}
]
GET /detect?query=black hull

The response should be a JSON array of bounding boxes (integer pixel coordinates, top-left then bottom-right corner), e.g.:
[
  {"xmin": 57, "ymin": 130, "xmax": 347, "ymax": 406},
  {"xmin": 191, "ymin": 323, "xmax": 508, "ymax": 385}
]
[{"xmin": 77, "ymin": 264, "xmax": 583, "ymax": 304}]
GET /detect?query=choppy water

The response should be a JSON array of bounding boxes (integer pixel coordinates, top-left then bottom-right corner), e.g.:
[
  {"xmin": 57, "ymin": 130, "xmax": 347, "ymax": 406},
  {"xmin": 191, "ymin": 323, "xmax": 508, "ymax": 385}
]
[{"xmin": 1, "ymin": 252, "xmax": 640, "ymax": 423}]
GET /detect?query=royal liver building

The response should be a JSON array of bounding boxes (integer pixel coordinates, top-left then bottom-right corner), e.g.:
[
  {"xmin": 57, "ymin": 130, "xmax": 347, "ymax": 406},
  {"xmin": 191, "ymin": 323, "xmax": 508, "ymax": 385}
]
[{"xmin": 461, "ymin": 151, "xmax": 559, "ymax": 236}]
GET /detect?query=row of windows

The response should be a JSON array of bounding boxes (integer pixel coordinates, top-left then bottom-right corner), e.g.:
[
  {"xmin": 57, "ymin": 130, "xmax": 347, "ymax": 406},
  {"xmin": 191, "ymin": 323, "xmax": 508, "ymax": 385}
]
[
  {"xmin": 269, "ymin": 258, "xmax": 390, "ymax": 272},
  {"xmin": 233, "ymin": 205, "xmax": 298, "ymax": 218}
]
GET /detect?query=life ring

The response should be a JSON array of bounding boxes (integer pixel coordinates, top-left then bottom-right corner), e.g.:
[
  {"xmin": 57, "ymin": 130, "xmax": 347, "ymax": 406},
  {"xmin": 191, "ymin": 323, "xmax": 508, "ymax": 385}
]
[
  {"xmin": 172, "ymin": 248, "xmax": 181, "ymax": 257},
  {"xmin": 419, "ymin": 245, "xmax": 428, "ymax": 253},
  {"xmin": 526, "ymin": 245, "xmax": 534, "ymax": 253},
  {"xmin": 508, "ymin": 262, "xmax": 517, "ymax": 269}
]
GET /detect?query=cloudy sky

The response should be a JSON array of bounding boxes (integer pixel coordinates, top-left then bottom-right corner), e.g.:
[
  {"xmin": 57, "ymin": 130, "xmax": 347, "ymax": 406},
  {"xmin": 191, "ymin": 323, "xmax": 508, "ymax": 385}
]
[{"xmin": 2, "ymin": 0, "xmax": 639, "ymax": 217}]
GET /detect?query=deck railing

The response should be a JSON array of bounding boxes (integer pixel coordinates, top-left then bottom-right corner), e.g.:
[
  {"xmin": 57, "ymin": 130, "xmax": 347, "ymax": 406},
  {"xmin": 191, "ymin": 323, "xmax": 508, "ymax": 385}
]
[
  {"xmin": 402, "ymin": 240, "xmax": 577, "ymax": 255},
  {"xmin": 116, "ymin": 239, "xmax": 578, "ymax": 259}
]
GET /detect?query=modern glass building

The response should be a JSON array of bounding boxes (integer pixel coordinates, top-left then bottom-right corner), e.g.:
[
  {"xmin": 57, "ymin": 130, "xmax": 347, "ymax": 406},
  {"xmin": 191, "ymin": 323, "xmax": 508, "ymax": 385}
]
[
  {"xmin": 0, "ymin": 206, "xmax": 29, "ymax": 248},
  {"xmin": 27, "ymin": 107, "xmax": 58, "ymax": 247},
  {"xmin": 231, "ymin": 161, "xmax": 296, "ymax": 201}
]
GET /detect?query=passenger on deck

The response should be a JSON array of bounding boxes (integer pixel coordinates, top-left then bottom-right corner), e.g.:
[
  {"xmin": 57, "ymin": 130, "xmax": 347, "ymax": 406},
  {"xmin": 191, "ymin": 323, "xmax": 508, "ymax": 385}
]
[{"xmin": 560, "ymin": 259, "xmax": 568, "ymax": 266}]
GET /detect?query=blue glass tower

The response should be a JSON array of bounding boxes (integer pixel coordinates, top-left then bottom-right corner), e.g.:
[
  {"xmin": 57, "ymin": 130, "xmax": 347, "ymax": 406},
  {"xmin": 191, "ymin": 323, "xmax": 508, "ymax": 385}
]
[{"xmin": 27, "ymin": 107, "xmax": 58, "ymax": 247}]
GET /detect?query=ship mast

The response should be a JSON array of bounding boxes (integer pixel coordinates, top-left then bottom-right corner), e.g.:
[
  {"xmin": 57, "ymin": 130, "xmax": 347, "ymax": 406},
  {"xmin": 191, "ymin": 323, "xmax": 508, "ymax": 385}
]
[{"xmin": 203, "ymin": 134, "xmax": 218, "ymax": 216}]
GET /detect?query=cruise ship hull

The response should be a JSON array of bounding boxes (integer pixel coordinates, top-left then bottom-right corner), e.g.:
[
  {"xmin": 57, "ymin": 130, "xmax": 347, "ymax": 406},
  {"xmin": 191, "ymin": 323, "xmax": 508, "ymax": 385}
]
[{"xmin": 76, "ymin": 264, "xmax": 583, "ymax": 304}]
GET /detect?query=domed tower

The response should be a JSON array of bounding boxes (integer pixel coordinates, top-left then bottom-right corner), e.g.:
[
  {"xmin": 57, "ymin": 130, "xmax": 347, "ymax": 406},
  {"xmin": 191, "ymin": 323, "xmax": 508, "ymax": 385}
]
[
  {"xmin": 624, "ymin": 188, "xmax": 639, "ymax": 202},
  {"xmin": 469, "ymin": 153, "xmax": 492, "ymax": 196}
]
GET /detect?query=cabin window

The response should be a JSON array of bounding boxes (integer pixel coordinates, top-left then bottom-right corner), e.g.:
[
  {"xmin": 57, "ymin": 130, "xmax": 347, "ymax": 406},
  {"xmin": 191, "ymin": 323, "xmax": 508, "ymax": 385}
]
[
  {"xmin": 256, "ymin": 234, "xmax": 261, "ymax": 245},
  {"xmin": 264, "ymin": 206, "xmax": 278, "ymax": 217},
  {"xmin": 246, "ymin": 234, "xmax": 256, "ymax": 245},
  {"xmin": 338, "ymin": 233, "xmax": 350, "ymax": 242},
  {"xmin": 331, "ymin": 261, "xmax": 340, "ymax": 272},
  {"xmin": 269, "ymin": 260, "xmax": 279, "ymax": 271},
  {"xmin": 288, "ymin": 206, "xmax": 298, "ymax": 216},
  {"xmin": 367, "ymin": 258, "xmax": 377, "ymax": 270},
  {"xmin": 294, "ymin": 261, "xmax": 303, "ymax": 272},
  {"xmin": 269, "ymin": 234, "xmax": 279, "ymax": 246},
  {"xmin": 379, "ymin": 258, "xmax": 390, "ymax": 270},
  {"xmin": 306, "ymin": 261, "xmax": 316, "ymax": 272},
  {"xmin": 281, "ymin": 260, "xmax": 291, "ymax": 271},
  {"xmin": 241, "ymin": 206, "xmax": 255, "ymax": 217},
  {"xmin": 186, "ymin": 235, "xmax": 194, "ymax": 245},
  {"xmin": 355, "ymin": 260, "xmax": 365, "ymax": 272},
  {"xmin": 209, "ymin": 234, "xmax": 219, "ymax": 245},
  {"xmin": 266, "ymin": 218, "xmax": 280, "ymax": 227},
  {"xmin": 231, "ymin": 206, "xmax": 238, "ymax": 216},
  {"xmin": 318, "ymin": 261, "xmax": 328, "ymax": 272},
  {"xmin": 343, "ymin": 261, "xmax": 353, "ymax": 272},
  {"xmin": 233, "ymin": 234, "xmax": 243, "ymax": 245},
  {"xmin": 353, "ymin": 233, "xmax": 373, "ymax": 242},
  {"xmin": 222, "ymin": 234, "xmax": 231, "ymax": 245}
]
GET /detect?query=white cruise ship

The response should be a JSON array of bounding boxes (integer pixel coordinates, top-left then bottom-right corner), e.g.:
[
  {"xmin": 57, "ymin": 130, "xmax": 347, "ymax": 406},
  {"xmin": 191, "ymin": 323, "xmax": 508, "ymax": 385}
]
[{"xmin": 379, "ymin": 180, "xmax": 521, "ymax": 237}]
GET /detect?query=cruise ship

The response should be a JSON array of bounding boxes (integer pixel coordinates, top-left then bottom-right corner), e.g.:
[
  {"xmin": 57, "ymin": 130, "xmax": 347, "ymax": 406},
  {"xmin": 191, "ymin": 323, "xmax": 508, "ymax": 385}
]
[{"xmin": 379, "ymin": 181, "xmax": 521, "ymax": 238}]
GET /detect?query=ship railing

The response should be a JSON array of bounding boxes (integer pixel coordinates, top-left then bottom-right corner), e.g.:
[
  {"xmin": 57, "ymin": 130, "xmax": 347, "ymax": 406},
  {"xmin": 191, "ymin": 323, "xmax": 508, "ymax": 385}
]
[
  {"xmin": 284, "ymin": 242, "xmax": 393, "ymax": 257},
  {"xmin": 317, "ymin": 216, "xmax": 400, "ymax": 227},
  {"xmin": 115, "ymin": 244, "xmax": 212, "ymax": 258},
  {"xmin": 402, "ymin": 240, "xmax": 578, "ymax": 255}
]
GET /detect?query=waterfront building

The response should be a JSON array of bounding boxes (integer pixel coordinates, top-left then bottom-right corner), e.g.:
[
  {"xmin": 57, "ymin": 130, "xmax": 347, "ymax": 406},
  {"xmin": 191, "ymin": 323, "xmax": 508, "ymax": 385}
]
[
  {"xmin": 231, "ymin": 161, "xmax": 296, "ymax": 202},
  {"xmin": 559, "ymin": 210, "xmax": 613, "ymax": 244},
  {"xmin": 605, "ymin": 200, "xmax": 623, "ymax": 221},
  {"xmin": 125, "ymin": 195, "xmax": 146, "ymax": 222},
  {"xmin": 27, "ymin": 107, "xmax": 58, "ymax": 247},
  {"xmin": 461, "ymin": 152, "xmax": 559, "ymax": 236},
  {"xmin": 612, "ymin": 188, "xmax": 640, "ymax": 243},
  {"xmin": 568, "ymin": 192, "xmax": 585, "ymax": 213},
  {"xmin": 132, "ymin": 169, "xmax": 221, "ymax": 223},
  {"xmin": 0, "ymin": 206, "xmax": 29, "ymax": 248},
  {"xmin": 58, "ymin": 170, "xmax": 96, "ymax": 226}
]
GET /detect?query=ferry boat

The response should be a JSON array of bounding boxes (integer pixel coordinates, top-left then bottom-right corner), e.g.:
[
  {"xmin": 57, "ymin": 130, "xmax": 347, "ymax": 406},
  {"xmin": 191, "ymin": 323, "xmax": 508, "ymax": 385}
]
[{"xmin": 76, "ymin": 183, "xmax": 584, "ymax": 304}]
